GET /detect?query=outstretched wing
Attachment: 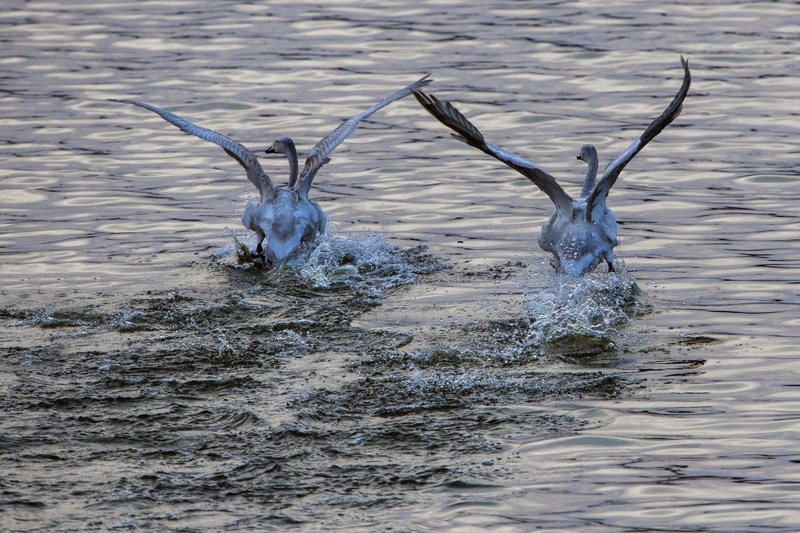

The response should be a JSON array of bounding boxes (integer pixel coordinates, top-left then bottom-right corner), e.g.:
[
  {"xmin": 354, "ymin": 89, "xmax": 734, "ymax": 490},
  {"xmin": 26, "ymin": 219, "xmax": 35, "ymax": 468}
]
[
  {"xmin": 295, "ymin": 74, "xmax": 432, "ymax": 199},
  {"xmin": 587, "ymin": 57, "xmax": 691, "ymax": 218},
  {"xmin": 413, "ymin": 90, "xmax": 573, "ymax": 217},
  {"xmin": 109, "ymin": 99, "xmax": 275, "ymax": 201}
]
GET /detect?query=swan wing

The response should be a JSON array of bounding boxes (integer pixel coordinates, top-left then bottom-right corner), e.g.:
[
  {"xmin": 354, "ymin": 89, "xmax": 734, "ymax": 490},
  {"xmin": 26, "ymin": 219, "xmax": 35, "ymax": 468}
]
[
  {"xmin": 109, "ymin": 99, "xmax": 275, "ymax": 201},
  {"xmin": 295, "ymin": 74, "xmax": 432, "ymax": 199},
  {"xmin": 587, "ymin": 57, "xmax": 691, "ymax": 218},
  {"xmin": 413, "ymin": 90, "xmax": 573, "ymax": 216}
]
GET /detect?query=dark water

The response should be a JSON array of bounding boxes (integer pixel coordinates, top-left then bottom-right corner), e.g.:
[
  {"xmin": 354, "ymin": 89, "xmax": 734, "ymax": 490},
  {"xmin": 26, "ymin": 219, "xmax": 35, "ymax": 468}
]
[{"xmin": 2, "ymin": 1, "xmax": 800, "ymax": 531}]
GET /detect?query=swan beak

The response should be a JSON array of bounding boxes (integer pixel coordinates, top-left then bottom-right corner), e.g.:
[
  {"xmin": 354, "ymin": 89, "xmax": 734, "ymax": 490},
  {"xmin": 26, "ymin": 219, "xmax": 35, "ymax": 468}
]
[
  {"xmin": 576, "ymin": 155, "xmax": 582, "ymax": 160},
  {"xmin": 265, "ymin": 142, "xmax": 277, "ymax": 154}
]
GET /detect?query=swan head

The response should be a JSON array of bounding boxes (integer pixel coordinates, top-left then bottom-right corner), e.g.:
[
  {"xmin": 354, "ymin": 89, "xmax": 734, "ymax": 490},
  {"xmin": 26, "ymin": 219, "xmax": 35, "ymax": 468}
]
[
  {"xmin": 265, "ymin": 136, "xmax": 296, "ymax": 156},
  {"xmin": 576, "ymin": 144, "xmax": 597, "ymax": 163},
  {"xmin": 242, "ymin": 190, "xmax": 326, "ymax": 264}
]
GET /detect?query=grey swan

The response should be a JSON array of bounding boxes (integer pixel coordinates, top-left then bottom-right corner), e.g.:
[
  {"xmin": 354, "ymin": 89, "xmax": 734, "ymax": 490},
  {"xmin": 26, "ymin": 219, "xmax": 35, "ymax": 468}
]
[
  {"xmin": 110, "ymin": 75, "xmax": 431, "ymax": 263},
  {"xmin": 413, "ymin": 58, "xmax": 690, "ymax": 275}
]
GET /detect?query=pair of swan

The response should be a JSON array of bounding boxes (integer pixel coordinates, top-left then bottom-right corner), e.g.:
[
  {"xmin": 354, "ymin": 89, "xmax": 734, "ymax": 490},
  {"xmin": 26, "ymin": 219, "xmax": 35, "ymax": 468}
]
[{"xmin": 110, "ymin": 58, "xmax": 690, "ymax": 275}]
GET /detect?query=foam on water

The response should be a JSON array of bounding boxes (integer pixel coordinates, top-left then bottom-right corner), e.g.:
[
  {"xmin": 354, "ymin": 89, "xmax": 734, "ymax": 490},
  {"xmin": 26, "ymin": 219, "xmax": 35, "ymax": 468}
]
[{"xmin": 520, "ymin": 265, "xmax": 645, "ymax": 347}]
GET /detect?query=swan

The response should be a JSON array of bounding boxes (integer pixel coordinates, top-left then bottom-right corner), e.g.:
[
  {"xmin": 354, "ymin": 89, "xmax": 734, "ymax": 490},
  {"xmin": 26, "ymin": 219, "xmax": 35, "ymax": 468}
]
[
  {"xmin": 109, "ymin": 74, "xmax": 431, "ymax": 263},
  {"xmin": 413, "ymin": 58, "xmax": 690, "ymax": 275}
]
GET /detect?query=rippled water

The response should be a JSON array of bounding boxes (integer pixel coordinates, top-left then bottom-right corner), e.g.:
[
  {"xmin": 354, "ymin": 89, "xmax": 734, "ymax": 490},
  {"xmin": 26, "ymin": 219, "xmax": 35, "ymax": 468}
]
[{"xmin": 2, "ymin": 1, "xmax": 800, "ymax": 531}]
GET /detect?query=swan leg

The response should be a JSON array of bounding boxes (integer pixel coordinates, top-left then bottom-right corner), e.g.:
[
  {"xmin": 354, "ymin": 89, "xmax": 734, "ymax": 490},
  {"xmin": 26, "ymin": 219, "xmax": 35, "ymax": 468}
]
[
  {"xmin": 607, "ymin": 260, "xmax": 615, "ymax": 273},
  {"xmin": 254, "ymin": 232, "xmax": 266, "ymax": 260}
]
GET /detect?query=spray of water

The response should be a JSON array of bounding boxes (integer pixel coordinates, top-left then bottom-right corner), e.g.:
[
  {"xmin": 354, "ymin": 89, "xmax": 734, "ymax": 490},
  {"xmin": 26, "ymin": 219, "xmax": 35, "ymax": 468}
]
[
  {"xmin": 219, "ymin": 228, "xmax": 445, "ymax": 294},
  {"xmin": 520, "ymin": 266, "xmax": 644, "ymax": 347}
]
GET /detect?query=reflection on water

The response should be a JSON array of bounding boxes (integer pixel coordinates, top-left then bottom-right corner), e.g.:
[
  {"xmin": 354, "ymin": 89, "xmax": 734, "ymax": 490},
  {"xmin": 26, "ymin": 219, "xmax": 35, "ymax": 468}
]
[{"xmin": 3, "ymin": 0, "xmax": 800, "ymax": 530}]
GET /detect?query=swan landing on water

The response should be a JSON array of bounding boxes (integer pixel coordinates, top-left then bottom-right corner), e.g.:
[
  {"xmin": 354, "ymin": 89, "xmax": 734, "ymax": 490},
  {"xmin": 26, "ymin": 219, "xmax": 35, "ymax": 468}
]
[
  {"xmin": 413, "ymin": 58, "xmax": 691, "ymax": 276},
  {"xmin": 110, "ymin": 75, "xmax": 431, "ymax": 263}
]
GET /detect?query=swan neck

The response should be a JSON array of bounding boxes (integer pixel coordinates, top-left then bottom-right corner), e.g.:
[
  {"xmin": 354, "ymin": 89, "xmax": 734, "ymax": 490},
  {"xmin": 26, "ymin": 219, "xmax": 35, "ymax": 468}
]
[
  {"xmin": 284, "ymin": 140, "xmax": 299, "ymax": 188},
  {"xmin": 580, "ymin": 151, "xmax": 599, "ymax": 199}
]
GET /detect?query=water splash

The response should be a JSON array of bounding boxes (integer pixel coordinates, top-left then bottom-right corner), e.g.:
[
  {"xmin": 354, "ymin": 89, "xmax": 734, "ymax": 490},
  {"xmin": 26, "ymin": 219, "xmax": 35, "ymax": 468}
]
[
  {"xmin": 296, "ymin": 233, "xmax": 416, "ymax": 290},
  {"xmin": 222, "ymin": 229, "xmax": 445, "ymax": 294},
  {"xmin": 520, "ymin": 267, "xmax": 645, "ymax": 347}
]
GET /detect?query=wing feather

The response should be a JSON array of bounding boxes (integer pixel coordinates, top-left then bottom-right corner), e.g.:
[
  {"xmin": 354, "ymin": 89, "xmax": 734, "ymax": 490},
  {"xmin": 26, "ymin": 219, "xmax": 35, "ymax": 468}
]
[
  {"xmin": 295, "ymin": 75, "xmax": 432, "ymax": 198},
  {"xmin": 413, "ymin": 90, "xmax": 573, "ymax": 216},
  {"xmin": 109, "ymin": 99, "xmax": 275, "ymax": 201},
  {"xmin": 586, "ymin": 57, "xmax": 691, "ymax": 217}
]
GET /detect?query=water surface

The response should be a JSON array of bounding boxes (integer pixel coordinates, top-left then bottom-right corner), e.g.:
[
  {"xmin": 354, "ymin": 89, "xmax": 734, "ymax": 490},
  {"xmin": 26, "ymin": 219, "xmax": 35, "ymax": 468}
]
[{"xmin": 2, "ymin": 1, "xmax": 800, "ymax": 530}]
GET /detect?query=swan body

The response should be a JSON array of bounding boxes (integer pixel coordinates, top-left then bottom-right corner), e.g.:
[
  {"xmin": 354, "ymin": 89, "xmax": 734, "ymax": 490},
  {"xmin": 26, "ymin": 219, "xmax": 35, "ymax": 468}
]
[
  {"xmin": 241, "ymin": 188, "xmax": 325, "ymax": 263},
  {"xmin": 413, "ymin": 58, "xmax": 690, "ymax": 276},
  {"xmin": 110, "ymin": 74, "xmax": 430, "ymax": 263}
]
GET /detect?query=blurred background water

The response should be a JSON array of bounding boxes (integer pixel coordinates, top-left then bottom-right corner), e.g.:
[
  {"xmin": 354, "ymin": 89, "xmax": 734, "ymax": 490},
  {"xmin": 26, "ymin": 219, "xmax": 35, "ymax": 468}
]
[{"xmin": 1, "ymin": 0, "xmax": 799, "ymax": 530}]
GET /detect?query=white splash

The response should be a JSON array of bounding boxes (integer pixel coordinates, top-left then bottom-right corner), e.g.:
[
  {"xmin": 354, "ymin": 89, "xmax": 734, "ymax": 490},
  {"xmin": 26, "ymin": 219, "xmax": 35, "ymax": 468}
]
[
  {"xmin": 295, "ymin": 232, "xmax": 412, "ymax": 290},
  {"xmin": 220, "ymin": 227, "xmax": 440, "ymax": 293},
  {"xmin": 519, "ymin": 266, "xmax": 643, "ymax": 346}
]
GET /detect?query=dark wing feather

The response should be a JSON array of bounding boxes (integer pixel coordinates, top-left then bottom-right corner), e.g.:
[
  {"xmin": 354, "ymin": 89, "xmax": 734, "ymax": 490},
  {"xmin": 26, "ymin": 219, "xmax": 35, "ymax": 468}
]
[
  {"xmin": 586, "ymin": 57, "xmax": 691, "ymax": 219},
  {"xmin": 413, "ymin": 90, "xmax": 573, "ymax": 216}
]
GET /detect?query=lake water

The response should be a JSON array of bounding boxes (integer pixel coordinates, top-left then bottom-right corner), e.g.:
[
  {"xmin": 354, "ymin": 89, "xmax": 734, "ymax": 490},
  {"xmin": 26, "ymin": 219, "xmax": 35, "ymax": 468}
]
[{"xmin": 2, "ymin": 1, "xmax": 799, "ymax": 530}]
